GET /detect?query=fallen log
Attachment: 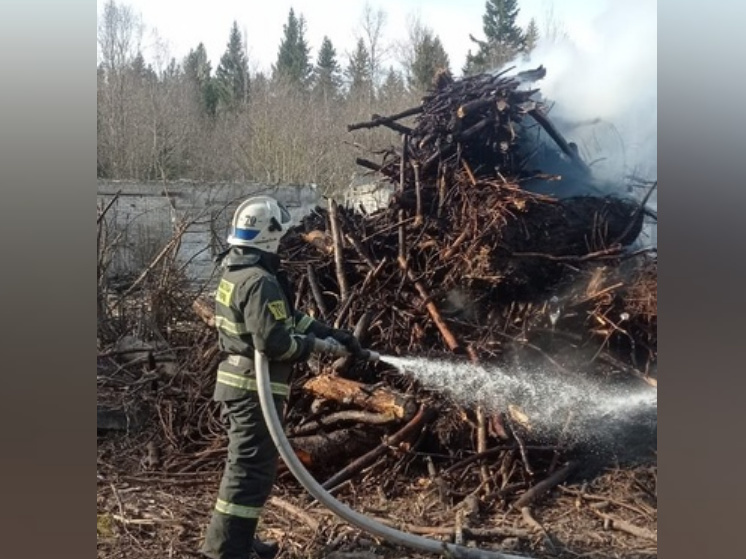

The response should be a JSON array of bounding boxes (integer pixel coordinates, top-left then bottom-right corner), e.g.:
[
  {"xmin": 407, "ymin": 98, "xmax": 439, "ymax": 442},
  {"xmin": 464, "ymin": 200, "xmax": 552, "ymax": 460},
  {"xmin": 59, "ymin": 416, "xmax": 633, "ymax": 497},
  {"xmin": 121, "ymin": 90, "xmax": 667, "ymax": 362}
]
[
  {"xmin": 303, "ymin": 374, "xmax": 417, "ymax": 421},
  {"xmin": 290, "ymin": 427, "xmax": 380, "ymax": 472},
  {"xmin": 290, "ymin": 410, "xmax": 398, "ymax": 437}
]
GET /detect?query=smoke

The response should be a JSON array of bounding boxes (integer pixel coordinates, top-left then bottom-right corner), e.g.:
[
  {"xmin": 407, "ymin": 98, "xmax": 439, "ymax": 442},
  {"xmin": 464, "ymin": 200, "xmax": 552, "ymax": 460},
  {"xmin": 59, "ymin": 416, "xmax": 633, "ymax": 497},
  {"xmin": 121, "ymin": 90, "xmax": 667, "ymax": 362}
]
[{"xmin": 513, "ymin": 0, "xmax": 657, "ymax": 185}]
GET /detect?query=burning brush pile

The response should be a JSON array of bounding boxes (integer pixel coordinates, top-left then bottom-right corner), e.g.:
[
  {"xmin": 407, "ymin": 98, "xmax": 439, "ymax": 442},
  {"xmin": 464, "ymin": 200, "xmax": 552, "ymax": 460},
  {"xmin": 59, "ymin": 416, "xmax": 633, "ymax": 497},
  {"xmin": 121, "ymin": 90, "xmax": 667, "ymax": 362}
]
[{"xmin": 275, "ymin": 66, "xmax": 657, "ymax": 476}]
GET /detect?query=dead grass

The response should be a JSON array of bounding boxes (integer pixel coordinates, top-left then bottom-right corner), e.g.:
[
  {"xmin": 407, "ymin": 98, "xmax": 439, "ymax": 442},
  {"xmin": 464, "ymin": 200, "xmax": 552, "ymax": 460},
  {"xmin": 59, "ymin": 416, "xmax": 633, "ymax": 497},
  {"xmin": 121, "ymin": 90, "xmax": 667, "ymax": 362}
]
[{"xmin": 98, "ymin": 427, "xmax": 655, "ymax": 559}]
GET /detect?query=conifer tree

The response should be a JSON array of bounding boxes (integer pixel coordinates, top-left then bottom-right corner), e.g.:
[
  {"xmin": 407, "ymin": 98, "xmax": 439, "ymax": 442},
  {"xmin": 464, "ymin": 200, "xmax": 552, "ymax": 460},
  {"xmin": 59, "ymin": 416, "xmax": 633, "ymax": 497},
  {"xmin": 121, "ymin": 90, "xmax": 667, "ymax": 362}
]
[
  {"xmin": 345, "ymin": 38, "xmax": 373, "ymax": 102},
  {"xmin": 524, "ymin": 18, "xmax": 539, "ymax": 54},
  {"xmin": 215, "ymin": 21, "xmax": 250, "ymax": 109},
  {"xmin": 464, "ymin": 0, "xmax": 525, "ymax": 74},
  {"xmin": 184, "ymin": 43, "xmax": 219, "ymax": 116},
  {"xmin": 378, "ymin": 66, "xmax": 407, "ymax": 104},
  {"xmin": 312, "ymin": 36, "xmax": 342, "ymax": 103},
  {"xmin": 273, "ymin": 8, "xmax": 313, "ymax": 89},
  {"xmin": 409, "ymin": 32, "xmax": 450, "ymax": 92}
]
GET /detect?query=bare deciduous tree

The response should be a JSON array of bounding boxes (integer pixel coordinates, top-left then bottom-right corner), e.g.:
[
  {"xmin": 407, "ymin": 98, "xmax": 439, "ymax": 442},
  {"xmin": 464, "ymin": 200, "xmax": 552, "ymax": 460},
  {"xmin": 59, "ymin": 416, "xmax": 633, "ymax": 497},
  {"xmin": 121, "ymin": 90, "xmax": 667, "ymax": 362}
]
[
  {"xmin": 97, "ymin": 0, "xmax": 143, "ymax": 71},
  {"xmin": 541, "ymin": 3, "xmax": 570, "ymax": 46},
  {"xmin": 355, "ymin": 2, "xmax": 390, "ymax": 91}
]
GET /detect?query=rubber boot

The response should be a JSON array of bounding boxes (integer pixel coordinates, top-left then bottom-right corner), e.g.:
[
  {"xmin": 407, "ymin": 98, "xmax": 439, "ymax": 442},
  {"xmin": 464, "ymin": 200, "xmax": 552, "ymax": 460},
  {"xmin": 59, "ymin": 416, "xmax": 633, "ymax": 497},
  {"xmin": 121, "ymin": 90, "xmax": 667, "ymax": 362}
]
[
  {"xmin": 252, "ymin": 537, "xmax": 279, "ymax": 559},
  {"xmin": 200, "ymin": 514, "xmax": 257, "ymax": 559}
]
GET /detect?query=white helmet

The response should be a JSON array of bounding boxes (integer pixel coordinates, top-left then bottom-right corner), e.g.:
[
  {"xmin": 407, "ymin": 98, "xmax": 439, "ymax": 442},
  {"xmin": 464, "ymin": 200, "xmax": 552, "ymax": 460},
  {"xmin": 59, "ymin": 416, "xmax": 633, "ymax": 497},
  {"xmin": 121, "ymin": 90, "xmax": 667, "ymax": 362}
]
[{"xmin": 227, "ymin": 195, "xmax": 292, "ymax": 253}]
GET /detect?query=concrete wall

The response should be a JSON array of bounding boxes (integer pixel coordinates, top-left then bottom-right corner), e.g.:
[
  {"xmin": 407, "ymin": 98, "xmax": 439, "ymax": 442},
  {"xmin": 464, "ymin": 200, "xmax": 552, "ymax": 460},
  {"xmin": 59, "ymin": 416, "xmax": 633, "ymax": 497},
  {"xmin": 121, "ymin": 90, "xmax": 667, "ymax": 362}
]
[
  {"xmin": 97, "ymin": 180, "xmax": 321, "ymax": 285},
  {"xmin": 341, "ymin": 176, "xmax": 394, "ymax": 213}
]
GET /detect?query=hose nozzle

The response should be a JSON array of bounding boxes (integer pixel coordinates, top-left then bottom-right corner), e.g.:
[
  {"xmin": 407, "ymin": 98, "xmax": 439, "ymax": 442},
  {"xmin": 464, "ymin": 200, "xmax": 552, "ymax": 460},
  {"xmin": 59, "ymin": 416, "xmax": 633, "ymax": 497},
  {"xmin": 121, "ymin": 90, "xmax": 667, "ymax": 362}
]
[{"xmin": 358, "ymin": 349, "xmax": 380, "ymax": 362}]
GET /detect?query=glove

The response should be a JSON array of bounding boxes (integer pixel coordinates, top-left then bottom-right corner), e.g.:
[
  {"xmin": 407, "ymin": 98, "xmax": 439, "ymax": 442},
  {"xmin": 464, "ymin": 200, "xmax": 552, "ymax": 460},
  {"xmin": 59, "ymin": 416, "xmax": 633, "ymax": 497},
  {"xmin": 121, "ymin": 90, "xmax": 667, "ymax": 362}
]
[
  {"xmin": 330, "ymin": 329, "xmax": 362, "ymax": 356},
  {"xmin": 295, "ymin": 333, "xmax": 315, "ymax": 362}
]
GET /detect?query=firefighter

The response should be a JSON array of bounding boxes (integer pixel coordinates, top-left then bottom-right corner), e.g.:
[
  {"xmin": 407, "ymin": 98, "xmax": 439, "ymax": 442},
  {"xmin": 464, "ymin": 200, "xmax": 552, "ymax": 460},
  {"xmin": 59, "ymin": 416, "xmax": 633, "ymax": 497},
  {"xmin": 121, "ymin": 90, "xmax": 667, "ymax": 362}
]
[{"xmin": 200, "ymin": 195, "xmax": 362, "ymax": 559}]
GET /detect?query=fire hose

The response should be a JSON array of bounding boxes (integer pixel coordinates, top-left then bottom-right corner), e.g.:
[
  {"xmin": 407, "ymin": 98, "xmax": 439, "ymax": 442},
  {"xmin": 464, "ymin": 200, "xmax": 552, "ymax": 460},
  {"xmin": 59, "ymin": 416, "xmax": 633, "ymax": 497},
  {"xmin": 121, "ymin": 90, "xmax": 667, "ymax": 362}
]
[{"xmin": 254, "ymin": 338, "xmax": 533, "ymax": 559}]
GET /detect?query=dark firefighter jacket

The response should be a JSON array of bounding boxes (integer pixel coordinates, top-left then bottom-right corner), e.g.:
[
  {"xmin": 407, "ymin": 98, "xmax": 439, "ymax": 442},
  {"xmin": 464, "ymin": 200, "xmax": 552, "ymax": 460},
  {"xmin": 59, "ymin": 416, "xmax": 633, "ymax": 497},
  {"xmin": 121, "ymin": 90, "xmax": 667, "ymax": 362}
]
[{"xmin": 212, "ymin": 246, "xmax": 332, "ymax": 401}]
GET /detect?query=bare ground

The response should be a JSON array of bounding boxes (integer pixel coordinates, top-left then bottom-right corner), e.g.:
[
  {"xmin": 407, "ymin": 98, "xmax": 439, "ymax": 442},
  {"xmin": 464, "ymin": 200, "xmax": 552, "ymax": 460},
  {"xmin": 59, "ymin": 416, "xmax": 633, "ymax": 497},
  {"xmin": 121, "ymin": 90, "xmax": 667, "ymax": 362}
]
[{"xmin": 97, "ymin": 428, "xmax": 656, "ymax": 559}]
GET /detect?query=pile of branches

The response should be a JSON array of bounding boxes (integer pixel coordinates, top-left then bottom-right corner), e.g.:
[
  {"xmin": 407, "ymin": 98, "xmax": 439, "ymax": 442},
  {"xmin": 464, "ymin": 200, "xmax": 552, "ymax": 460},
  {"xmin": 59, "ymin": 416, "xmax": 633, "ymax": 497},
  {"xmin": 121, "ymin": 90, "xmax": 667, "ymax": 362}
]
[
  {"xmin": 273, "ymin": 66, "xmax": 656, "ymax": 490},
  {"xmin": 282, "ymin": 66, "xmax": 652, "ymax": 356}
]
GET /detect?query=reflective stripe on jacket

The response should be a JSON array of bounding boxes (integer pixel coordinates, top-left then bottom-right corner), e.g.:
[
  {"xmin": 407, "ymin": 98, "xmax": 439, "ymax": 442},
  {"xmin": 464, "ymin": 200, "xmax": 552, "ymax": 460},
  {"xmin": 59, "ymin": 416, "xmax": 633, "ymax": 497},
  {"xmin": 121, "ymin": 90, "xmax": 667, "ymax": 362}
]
[{"xmin": 211, "ymin": 247, "xmax": 331, "ymax": 401}]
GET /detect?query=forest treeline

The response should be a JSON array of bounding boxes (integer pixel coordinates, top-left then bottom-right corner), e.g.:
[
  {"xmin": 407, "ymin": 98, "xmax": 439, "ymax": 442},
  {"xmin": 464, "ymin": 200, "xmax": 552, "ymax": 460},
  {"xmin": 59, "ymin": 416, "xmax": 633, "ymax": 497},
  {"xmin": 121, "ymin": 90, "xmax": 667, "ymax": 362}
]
[{"xmin": 97, "ymin": 1, "xmax": 555, "ymax": 195}]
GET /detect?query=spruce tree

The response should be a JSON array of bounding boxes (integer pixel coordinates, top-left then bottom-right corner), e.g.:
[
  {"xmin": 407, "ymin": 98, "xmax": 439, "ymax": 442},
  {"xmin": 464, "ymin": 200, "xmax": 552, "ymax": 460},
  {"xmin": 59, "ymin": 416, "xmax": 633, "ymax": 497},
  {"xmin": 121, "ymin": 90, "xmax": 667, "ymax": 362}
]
[
  {"xmin": 464, "ymin": 0, "xmax": 525, "ymax": 74},
  {"xmin": 215, "ymin": 21, "xmax": 250, "ymax": 109},
  {"xmin": 378, "ymin": 66, "xmax": 407, "ymax": 104},
  {"xmin": 130, "ymin": 51, "xmax": 156, "ymax": 85},
  {"xmin": 409, "ymin": 32, "xmax": 450, "ymax": 93},
  {"xmin": 483, "ymin": 0, "xmax": 524, "ymax": 48},
  {"xmin": 184, "ymin": 43, "xmax": 219, "ymax": 116},
  {"xmin": 524, "ymin": 18, "xmax": 539, "ymax": 54},
  {"xmin": 345, "ymin": 38, "xmax": 372, "ymax": 102},
  {"xmin": 185, "ymin": 43, "xmax": 211, "ymax": 86},
  {"xmin": 273, "ymin": 8, "xmax": 313, "ymax": 89},
  {"xmin": 312, "ymin": 36, "xmax": 342, "ymax": 103}
]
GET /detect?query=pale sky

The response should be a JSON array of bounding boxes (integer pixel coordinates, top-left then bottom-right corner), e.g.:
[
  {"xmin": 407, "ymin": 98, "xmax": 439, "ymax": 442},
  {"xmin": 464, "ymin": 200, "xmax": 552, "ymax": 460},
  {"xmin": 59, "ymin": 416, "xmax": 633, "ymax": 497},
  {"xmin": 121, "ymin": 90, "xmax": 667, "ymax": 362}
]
[
  {"xmin": 96, "ymin": 0, "xmax": 610, "ymax": 75},
  {"xmin": 96, "ymin": 0, "xmax": 656, "ymax": 180}
]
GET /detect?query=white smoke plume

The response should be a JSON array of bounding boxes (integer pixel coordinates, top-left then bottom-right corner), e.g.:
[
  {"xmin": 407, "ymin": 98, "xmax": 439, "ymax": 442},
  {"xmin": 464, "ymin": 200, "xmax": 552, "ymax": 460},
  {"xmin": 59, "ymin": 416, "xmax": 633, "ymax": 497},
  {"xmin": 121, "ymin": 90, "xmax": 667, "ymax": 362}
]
[{"xmin": 514, "ymin": 0, "xmax": 657, "ymax": 186}]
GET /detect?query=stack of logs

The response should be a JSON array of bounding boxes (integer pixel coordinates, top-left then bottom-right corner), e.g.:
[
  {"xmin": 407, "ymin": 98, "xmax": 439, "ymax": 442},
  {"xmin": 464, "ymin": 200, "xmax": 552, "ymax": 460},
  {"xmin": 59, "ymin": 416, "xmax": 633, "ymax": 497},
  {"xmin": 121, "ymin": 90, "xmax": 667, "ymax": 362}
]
[{"xmin": 200, "ymin": 66, "xmax": 657, "ymax": 506}]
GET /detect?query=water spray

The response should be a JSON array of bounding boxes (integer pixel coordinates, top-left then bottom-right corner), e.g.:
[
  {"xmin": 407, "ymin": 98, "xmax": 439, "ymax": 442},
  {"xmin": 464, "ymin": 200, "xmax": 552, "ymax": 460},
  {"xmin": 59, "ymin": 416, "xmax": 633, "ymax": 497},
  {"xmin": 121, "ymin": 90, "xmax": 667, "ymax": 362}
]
[
  {"xmin": 255, "ymin": 340, "xmax": 531, "ymax": 559},
  {"xmin": 382, "ymin": 354, "xmax": 656, "ymax": 442}
]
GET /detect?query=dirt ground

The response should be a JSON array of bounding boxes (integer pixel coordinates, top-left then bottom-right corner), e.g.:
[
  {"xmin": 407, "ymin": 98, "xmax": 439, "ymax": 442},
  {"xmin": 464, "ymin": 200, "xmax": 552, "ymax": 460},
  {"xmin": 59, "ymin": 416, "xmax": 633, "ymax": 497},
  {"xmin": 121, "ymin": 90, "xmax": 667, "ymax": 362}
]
[{"xmin": 97, "ymin": 428, "xmax": 657, "ymax": 559}]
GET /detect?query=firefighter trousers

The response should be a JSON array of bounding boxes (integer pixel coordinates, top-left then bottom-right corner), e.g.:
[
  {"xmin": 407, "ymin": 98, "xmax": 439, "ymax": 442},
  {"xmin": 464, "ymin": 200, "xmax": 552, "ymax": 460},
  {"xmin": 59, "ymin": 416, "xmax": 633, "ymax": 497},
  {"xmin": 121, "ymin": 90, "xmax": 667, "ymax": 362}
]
[{"xmin": 201, "ymin": 393, "xmax": 285, "ymax": 559}]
